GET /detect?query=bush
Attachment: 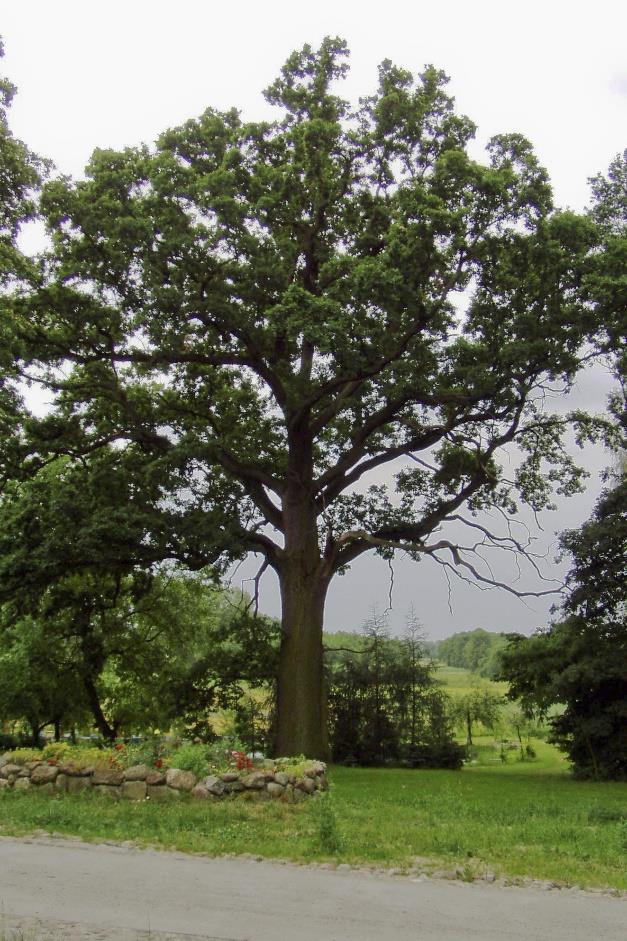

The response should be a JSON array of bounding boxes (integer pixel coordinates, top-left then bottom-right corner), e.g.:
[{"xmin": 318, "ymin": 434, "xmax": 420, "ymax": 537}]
[
  {"xmin": 116, "ymin": 740, "xmax": 161, "ymax": 769},
  {"xmin": 165, "ymin": 742, "xmax": 210, "ymax": 778},
  {"xmin": 400, "ymin": 742, "xmax": 465, "ymax": 770},
  {"xmin": 0, "ymin": 732, "xmax": 30, "ymax": 751},
  {"xmin": 4, "ymin": 748, "xmax": 41, "ymax": 765},
  {"xmin": 41, "ymin": 742, "xmax": 72, "ymax": 762}
]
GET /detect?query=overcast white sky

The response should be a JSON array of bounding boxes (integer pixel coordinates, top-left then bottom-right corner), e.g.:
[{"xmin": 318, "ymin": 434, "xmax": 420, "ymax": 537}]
[{"xmin": 2, "ymin": 1, "xmax": 625, "ymax": 638}]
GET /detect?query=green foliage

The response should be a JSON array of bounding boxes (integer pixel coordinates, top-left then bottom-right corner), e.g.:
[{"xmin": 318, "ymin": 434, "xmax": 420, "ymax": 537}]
[
  {"xmin": 436, "ymin": 629, "xmax": 508, "ymax": 678},
  {"xmin": 312, "ymin": 792, "xmax": 343, "ymax": 854},
  {"xmin": 41, "ymin": 742, "xmax": 72, "ymax": 762},
  {"xmin": 501, "ymin": 473, "xmax": 627, "ymax": 780},
  {"xmin": 0, "ymin": 453, "xmax": 280, "ymax": 742},
  {"xmin": 165, "ymin": 742, "xmax": 210, "ymax": 778},
  {"xmin": 5, "ymin": 748, "xmax": 40, "ymax": 765},
  {"xmin": 5, "ymin": 39, "xmax": 620, "ymax": 756},
  {"xmin": 1, "ymin": 741, "xmax": 626, "ymax": 889},
  {"xmin": 327, "ymin": 611, "xmax": 462, "ymax": 767},
  {"xmin": 449, "ymin": 688, "xmax": 503, "ymax": 747}
]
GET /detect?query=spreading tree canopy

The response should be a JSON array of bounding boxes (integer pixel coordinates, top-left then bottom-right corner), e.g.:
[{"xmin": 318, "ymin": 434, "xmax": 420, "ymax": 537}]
[{"xmin": 7, "ymin": 39, "xmax": 620, "ymax": 757}]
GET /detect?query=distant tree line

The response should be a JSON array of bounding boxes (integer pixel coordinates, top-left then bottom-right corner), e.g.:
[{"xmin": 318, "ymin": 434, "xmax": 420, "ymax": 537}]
[{"xmin": 435, "ymin": 629, "xmax": 508, "ymax": 678}]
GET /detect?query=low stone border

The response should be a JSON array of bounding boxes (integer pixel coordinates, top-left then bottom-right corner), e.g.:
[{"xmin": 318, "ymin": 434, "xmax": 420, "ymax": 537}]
[{"xmin": 0, "ymin": 754, "xmax": 328, "ymax": 803}]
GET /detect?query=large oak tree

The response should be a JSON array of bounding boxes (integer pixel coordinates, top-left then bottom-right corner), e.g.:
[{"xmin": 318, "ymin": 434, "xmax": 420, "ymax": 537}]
[{"xmin": 11, "ymin": 40, "xmax": 617, "ymax": 757}]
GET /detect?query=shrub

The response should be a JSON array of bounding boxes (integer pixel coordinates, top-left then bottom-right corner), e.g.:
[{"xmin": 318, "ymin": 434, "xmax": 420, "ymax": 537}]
[
  {"xmin": 165, "ymin": 743, "xmax": 210, "ymax": 778},
  {"xmin": 116, "ymin": 741, "xmax": 161, "ymax": 769},
  {"xmin": 41, "ymin": 742, "xmax": 72, "ymax": 762},
  {"xmin": 4, "ymin": 748, "xmax": 41, "ymax": 765}
]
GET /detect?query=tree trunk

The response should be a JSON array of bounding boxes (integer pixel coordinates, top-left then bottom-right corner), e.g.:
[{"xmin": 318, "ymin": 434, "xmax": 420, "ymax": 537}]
[
  {"xmin": 83, "ymin": 675, "xmax": 116, "ymax": 742},
  {"xmin": 274, "ymin": 487, "xmax": 330, "ymax": 759},
  {"xmin": 275, "ymin": 564, "xmax": 330, "ymax": 759}
]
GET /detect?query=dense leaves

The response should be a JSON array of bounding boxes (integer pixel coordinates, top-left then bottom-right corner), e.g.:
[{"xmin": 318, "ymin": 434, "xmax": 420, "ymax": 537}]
[
  {"xmin": 436, "ymin": 628, "xmax": 508, "ymax": 678},
  {"xmin": 326, "ymin": 615, "xmax": 464, "ymax": 767},
  {"xmin": 3, "ymin": 39, "xmax": 623, "ymax": 755},
  {"xmin": 500, "ymin": 476, "xmax": 627, "ymax": 779}
]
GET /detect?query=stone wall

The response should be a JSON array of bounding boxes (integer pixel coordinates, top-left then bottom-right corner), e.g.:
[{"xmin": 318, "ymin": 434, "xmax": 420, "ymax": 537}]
[{"xmin": 0, "ymin": 755, "xmax": 328, "ymax": 802}]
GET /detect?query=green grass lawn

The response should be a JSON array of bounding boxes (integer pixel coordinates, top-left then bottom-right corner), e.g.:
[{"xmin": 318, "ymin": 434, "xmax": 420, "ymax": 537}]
[
  {"xmin": 1, "ymin": 740, "xmax": 625, "ymax": 891},
  {"xmin": 434, "ymin": 662, "xmax": 509, "ymax": 697}
]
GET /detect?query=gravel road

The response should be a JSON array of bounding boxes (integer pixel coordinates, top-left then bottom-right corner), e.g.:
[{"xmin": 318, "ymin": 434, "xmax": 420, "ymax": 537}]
[{"xmin": 0, "ymin": 836, "xmax": 624, "ymax": 940}]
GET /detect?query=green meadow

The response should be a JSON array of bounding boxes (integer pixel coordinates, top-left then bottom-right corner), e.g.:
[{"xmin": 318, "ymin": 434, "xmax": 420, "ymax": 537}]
[{"xmin": 1, "ymin": 736, "xmax": 625, "ymax": 891}]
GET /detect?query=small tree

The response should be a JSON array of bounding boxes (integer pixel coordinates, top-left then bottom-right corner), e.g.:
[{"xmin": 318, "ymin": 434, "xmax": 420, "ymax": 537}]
[{"xmin": 452, "ymin": 688, "xmax": 503, "ymax": 747}]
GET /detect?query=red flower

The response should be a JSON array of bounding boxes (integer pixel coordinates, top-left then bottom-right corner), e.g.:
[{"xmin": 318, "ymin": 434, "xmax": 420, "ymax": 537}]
[
  {"xmin": 155, "ymin": 758, "xmax": 163, "ymax": 768},
  {"xmin": 114, "ymin": 743, "xmax": 125, "ymax": 751}
]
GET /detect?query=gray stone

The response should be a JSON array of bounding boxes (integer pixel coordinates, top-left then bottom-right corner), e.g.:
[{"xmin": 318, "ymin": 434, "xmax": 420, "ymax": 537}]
[
  {"xmin": 266, "ymin": 782, "xmax": 285, "ymax": 798},
  {"xmin": 94, "ymin": 785, "xmax": 121, "ymax": 800},
  {"xmin": 202, "ymin": 775, "xmax": 226, "ymax": 796},
  {"xmin": 274, "ymin": 772, "xmax": 289, "ymax": 787},
  {"xmin": 121, "ymin": 780, "xmax": 147, "ymax": 801},
  {"xmin": 165, "ymin": 768, "xmax": 197, "ymax": 791},
  {"xmin": 242, "ymin": 771, "xmax": 266, "ymax": 789},
  {"xmin": 14, "ymin": 777, "xmax": 31, "ymax": 790},
  {"xmin": 31, "ymin": 764, "xmax": 59, "ymax": 784},
  {"xmin": 242, "ymin": 788, "xmax": 270, "ymax": 802},
  {"xmin": 61, "ymin": 764, "xmax": 93, "ymax": 777},
  {"xmin": 67, "ymin": 776, "xmax": 91, "ymax": 794},
  {"xmin": 124, "ymin": 764, "xmax": 151, "ymax": 782},
  {"xmin": 55, "ymin": 773, "xmax": 68, "ymax": 792},
  {"xmin": 92, "ymin": 768, "xmax": 124, "ymax": 786},
  {"xmin": 147, "ymin": 785, "xmax": 178, "ymax": 801},
  {"xmin": 34, "ymin": 782, "xmax": 55, "ymax": 796},
  {"xmin": 281, "ymin": 784, "xmax": 295, "ymax": 803},
  {"xmin": 219, "ymin": 772, "xmax": 240, "ymax": 783},
  {"xmin": 145, "ymin": 770, "xmax": 166, "ymax": 786},
  {"xmin": 292, "ymin": 787, "xmax": 307, "ymax": 803},
  {"xmin": 0, "ymin": 763, "xmax": 22, "ymax": 778},
  {"xmin": 0, "ymin": 778, "xmax": 10, "ymax": 789},
  {"xmin": 305, "ymin": 761, "xmax": 326, "ymax": 777},
  {"xmin": 296, "ymin": 777, "xmax": 316, "ymax": 794},
  {"xmin": 224, "ymin": 779, "xmax": 245, "ymax": 793},
  {"xmin": 191, "ymin": 785, "xmax": 210, "ymax": 799}
]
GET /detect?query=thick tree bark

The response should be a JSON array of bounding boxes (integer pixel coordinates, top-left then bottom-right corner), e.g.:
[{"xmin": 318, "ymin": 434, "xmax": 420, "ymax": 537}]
[
  {"xmin": 29, "ymin": 721, "xmax": 43, "ymax": 748},
  {"xmin": 275, "ymin": 566, "xmax": 329, "ymax": 759},
  {"xmin": 83, "ymin": 675, "xmax": 117, "ymax": 742},
  {"xmin": 274, "ymin": 487, "xmax": 330, "ymax": 760}
]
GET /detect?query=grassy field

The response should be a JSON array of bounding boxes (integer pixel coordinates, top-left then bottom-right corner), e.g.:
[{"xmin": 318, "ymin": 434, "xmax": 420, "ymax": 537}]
[
  {"xmin": 434, "ymin": 662, "xmax": 509, "ymax": 699},
  {"xmin": 1, "ymin": 739, "xmax": 625, "ymax": 891}
]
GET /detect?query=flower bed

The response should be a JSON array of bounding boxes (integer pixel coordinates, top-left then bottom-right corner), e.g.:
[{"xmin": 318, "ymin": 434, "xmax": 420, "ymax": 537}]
[{"xmin": 0, "ymin": 752, "xmax": 328, "ymax": 802}]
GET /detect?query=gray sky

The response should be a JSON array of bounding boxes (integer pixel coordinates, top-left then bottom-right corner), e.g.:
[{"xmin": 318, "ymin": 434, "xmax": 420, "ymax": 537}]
[{"xmin": 2, "ymin": 1, "xmax": 625, "ymax": 638}]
